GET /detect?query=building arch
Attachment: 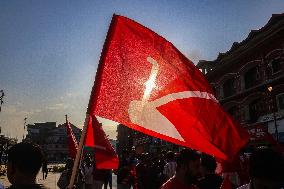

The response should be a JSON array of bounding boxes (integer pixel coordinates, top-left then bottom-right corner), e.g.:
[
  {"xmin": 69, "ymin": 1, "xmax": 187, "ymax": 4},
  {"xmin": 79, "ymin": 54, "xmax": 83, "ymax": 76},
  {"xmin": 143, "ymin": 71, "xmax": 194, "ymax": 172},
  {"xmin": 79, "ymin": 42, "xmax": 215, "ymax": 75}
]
[
  {"xmin": 240, "ymin": 92, "xmax": 265, "ymax": 123},
  {"xmin": 239, "ymin": 60, "xmax": 262, "ymax": 90},
  {"xmin": 239, "ymin": 60, "xmax": 261, "ymax": 74},
  {"xmin": 241, "ymin": 92, "xmax": 264, "ymax": 105},
  {"xmin": 265, "ymin": 48, "xmax": 283, "ymax": 59},
  {"xmin": 223, "ymin": 101, "xmax": 239, "ymax": 110},
  {"xmin": 217, "ymin": 73, "xmax": 238, "ymax": 86},
  {"xmin": 216, "ymin": 73, "xmax": 237, "ymax": 98}
]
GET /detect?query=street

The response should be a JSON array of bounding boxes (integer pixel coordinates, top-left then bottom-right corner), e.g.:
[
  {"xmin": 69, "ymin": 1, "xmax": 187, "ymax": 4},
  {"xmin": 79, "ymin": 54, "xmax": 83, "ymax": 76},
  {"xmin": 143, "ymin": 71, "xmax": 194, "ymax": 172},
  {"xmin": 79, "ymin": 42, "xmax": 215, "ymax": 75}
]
[{"xmin": 0, "ymin": 172, "xmax": 117, "ymax": 189}]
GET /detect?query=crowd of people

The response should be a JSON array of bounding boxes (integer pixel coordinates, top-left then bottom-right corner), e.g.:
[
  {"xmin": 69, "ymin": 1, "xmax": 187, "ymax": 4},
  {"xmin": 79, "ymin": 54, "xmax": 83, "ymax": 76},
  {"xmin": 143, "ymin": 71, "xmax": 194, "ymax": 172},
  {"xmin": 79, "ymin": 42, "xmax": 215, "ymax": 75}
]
[
  {"xmin": 115, "ymin": 147, "xmax": 284, "ymax": 189},
  {"xmin": 116, "ymin": 149, "xmax": 223, "ymax": 189},
  {"xmin": 0, "ymin": 142, "xmax": 284, "ymax": 189},
  {"xmin": 57, "ymin": 147, "xmax": 284, "ymax": 189}
]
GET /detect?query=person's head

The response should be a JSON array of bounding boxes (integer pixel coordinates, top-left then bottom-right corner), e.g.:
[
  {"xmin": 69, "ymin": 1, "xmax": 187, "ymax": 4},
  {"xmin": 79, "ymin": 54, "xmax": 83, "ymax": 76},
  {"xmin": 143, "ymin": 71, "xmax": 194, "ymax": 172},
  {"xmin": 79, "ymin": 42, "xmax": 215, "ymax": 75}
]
[
  {"xmin": 65, "ymin": 158, "xmax": 74, "ymax": 170},
  {"xmin": 166, "ymin": 151, "xmax": 175, "ymax": 162},
  {"xmin": 7, "ymin": 142, "xmax": 43, "ymax": 184},
  {"xmin": 121, "ymin": 150, "xmax": 129, "ymax": 159},
  {"xmin": 200, "ymin": 154, "xmax": 217, "ymax": 175},
  {"xmin": 85, "ymin": 156, "xmax": 92, "ymax": 166},
  {"xmin": 176, "ymin": 149, "xmax": 200, "ymax": 184},
  {"xmin": 249, "ymin": 148, "xmax": 284, "ymax": 189}
]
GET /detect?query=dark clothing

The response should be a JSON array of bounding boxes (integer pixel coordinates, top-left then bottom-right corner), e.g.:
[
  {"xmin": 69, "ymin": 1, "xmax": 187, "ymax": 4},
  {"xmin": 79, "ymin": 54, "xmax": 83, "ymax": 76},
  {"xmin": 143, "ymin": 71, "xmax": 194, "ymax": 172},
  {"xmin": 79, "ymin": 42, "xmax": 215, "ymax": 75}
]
[
  {"xmin": 197, "ymin": 174, "xmax": 223, "ymax": 189},
  {"xmin": 7, "ymin": 184, "xmax": 48, "ymax": 189},
  {"xmin": 42, "ymin": 161, "xmax": 48, "ymax": 180},
  {"xmin": 117, "ymin": 166, "xmax": 130, "ymax": 184},
  {"xmin": 136, "ymin": 162, "xmax": 153, "ymax": 189},
  {"xmin": 104, "ymin": 170, "xmax": 112, "ymax": 189},
  {"xmin": 93, "ymin": 169, "xmax": 109, "ymax": 181},
  {"xmin": 57, "ymin": 168, "xmax": 72, "ymax": 189}
]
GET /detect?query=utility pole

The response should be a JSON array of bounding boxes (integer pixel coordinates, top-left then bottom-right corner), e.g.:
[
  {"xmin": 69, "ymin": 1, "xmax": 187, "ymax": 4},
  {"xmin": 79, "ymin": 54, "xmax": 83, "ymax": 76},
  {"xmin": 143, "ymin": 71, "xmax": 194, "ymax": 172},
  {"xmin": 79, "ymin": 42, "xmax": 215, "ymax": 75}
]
[
  {"xmin": 0, "ymin": 90, "xmax": 4, "ymax": 112},
  {"xmin": 24, "ymin": 117, "xmax": 27, "ymax": 130},
  {"xmin": 23, "ymin": 117, "xmax": 28, "ymax": 141}
]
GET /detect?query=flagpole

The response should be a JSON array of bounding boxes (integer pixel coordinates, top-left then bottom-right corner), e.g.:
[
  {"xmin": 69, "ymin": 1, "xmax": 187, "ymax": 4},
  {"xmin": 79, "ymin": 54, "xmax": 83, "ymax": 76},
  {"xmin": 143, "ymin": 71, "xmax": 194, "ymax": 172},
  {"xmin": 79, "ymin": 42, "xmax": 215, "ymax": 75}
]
[
  {"xmin": 68, "ymin": 114, "xmax": 90, "ymax": 188},
  {"xmin": 68, "ymin": 15, "xmax": 117, "ymax": 188}
]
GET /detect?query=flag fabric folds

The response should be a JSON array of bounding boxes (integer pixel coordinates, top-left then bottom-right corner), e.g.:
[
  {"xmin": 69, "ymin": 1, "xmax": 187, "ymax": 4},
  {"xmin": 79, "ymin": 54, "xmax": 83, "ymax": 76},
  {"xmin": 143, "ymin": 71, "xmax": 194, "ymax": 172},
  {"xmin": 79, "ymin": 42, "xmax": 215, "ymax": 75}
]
[
  {"xmin": 87, "ymin": 14, "xmax": 249, "ymax": 160},
  {"xmin": 66, "ymin": 121, "xmax": 78, "ymax": 159},
  {"xmin": 85, "ymin": 115, "xmax": 119, "ymax": 169}
]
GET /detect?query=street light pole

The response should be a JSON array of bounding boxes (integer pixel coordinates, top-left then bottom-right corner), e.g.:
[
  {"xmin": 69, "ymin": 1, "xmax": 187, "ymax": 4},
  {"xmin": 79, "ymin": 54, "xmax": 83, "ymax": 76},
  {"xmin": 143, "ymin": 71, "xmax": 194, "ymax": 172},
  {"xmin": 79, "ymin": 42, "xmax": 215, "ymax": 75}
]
[
  {"xmin": 267, "ymin": 86, "xmax": 279, "ymax": 141},
  {"xmin": 273, "ymin": 111, "xmax": 279, "ymax": 141}
]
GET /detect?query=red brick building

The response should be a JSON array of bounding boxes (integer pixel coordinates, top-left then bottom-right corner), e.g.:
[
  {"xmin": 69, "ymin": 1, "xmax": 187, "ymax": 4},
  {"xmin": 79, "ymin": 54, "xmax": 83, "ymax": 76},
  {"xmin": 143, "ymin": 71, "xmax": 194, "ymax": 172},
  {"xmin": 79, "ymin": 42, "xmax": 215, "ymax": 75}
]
[{"xmin": 197, "ymin": 13, "xmax": 284, "ymax": 146}]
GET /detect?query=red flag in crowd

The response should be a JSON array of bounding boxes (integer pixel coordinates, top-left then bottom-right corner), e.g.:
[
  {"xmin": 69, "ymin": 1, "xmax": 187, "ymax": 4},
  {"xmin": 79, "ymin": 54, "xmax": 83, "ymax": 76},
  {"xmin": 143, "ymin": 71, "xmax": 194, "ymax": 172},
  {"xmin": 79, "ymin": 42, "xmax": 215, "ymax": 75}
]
[
  {"xmin": 85, "ymin": 115, "xmax": 119, "ymax": 169},
  {"xmin": 87, "ymin": 14, "xmax": 249, "ymax": 160},
  {"xmin": 66, "ymin": 117, "xmax": 78, "ymax": 159}
]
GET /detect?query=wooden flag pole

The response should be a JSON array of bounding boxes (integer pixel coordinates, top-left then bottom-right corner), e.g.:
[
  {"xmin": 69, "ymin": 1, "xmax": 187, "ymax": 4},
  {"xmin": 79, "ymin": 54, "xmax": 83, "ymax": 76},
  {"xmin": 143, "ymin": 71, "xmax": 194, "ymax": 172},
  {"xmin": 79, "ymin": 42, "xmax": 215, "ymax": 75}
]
[
  {"xmin": 67, "ymin": 14, "xmax": 117, "ymax": 189},
  {"xmin": 68, "ymin": 114, "xmax": 90, "ymax": 188}
]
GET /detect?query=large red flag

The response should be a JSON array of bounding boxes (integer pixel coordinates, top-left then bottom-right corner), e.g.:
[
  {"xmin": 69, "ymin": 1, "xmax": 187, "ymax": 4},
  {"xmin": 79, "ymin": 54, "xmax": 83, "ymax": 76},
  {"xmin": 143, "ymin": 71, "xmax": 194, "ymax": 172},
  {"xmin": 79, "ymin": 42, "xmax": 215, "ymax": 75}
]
[
  {"xmin": 66, "ymin": 120, "xmax": 78, "ymax": 159},
  {"xmin": 85, "ymin": 115, "xmax": 119, "ymax": 169},
  {"xmin": 87, "ymin": 14, "xmax": 249, "ymax": 160}
]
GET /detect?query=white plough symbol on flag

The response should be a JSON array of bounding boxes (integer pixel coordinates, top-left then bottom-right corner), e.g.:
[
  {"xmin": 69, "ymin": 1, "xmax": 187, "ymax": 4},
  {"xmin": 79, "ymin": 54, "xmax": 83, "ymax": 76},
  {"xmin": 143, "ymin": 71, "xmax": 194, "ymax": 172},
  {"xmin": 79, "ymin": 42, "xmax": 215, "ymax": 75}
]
[{"xmin": 128, "ymin": 57, "xmax": 218, "ymax": 142}]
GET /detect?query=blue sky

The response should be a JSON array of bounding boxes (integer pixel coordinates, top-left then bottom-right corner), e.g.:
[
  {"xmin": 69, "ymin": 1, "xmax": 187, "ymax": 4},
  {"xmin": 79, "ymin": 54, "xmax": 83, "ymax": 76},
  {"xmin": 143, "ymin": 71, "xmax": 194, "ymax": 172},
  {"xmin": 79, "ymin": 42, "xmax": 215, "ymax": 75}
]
[{"xmin": 0, "ymin": 0, "xmax": 284, "ymax": 140}]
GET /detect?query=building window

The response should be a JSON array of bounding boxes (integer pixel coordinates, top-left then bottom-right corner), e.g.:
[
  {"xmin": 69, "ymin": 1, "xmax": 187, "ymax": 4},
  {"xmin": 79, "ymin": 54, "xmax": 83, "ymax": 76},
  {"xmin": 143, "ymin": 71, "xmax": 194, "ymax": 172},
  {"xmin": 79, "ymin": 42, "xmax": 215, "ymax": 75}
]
[
  {"xmin": 249, "ymin": 100, "xmax": 260, "ymax": 123},
  {"xmin": 277, "ymin": 93, "xmax": 284, "ymax": 111},
  {"xmin": 240, "ymin": 105, "xmax": 249, "ymax": 122},
  {"xmin": 212, "ymin": 86, "xmax": 217, "ymax": 96},
  {"xmin": 223, "ymin": 78, "xmax": 235, "ymax": 97},
  {"xmin": 271, "ymin": 58, "xmax": 282, "ymax": 74},
  {"xmin": 244, "ymin": 67, "xmax": 258, "ymax": 89},
  {"xmin": 227, "ymin": 106, "xmax": 238, "ymax": 121}
]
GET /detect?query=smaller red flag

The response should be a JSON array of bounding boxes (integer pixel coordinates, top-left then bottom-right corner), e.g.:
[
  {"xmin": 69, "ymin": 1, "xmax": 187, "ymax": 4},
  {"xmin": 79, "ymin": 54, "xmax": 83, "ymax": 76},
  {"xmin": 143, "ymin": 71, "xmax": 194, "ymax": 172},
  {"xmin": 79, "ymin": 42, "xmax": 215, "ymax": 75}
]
[
  {"xmin": 220, "ymin": 176, "xmax": 232, "ymax": 189},
  {"xmin": 85, "ymin": 115, "xmax": 119, "ymax": 169},
  {"xmin": 66, "ymin": 120, "xmax": 78, "ymax": 159}
]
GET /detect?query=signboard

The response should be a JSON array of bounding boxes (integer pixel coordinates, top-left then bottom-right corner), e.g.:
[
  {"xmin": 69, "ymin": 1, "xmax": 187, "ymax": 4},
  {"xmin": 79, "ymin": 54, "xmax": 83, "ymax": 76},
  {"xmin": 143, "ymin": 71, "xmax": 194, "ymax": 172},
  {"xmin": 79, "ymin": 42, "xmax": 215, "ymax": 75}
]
[{"xmin": 247, "ymin": 124, "xmax": 267, "ymax": 141}]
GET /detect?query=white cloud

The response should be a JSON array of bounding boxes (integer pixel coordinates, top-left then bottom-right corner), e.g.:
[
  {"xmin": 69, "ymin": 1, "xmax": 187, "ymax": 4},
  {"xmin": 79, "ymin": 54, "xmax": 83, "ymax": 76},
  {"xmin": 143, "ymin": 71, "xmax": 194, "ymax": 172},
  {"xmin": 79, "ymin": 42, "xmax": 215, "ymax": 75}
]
[
  {"xmin": 46, "ymin": 103, "xmax": 68, "ymax": 110},
  {"xmin": 60, "ymin": 92, "xmax": 80, "ymax": 100}
]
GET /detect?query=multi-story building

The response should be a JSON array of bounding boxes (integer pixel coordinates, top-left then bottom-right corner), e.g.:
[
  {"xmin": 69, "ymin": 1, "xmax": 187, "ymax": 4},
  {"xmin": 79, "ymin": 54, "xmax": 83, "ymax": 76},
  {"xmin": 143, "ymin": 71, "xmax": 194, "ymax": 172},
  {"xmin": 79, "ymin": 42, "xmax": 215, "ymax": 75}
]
[
  {"xmin": 197, "ymin": 13, "xmax": 284, "ymax": 146},
  {"xmin": 25, "ymin": 122, "xmax": 81, "ymax": 162},
  {"xmin": 116, "ymin": 124, "xmax": 133, "ymax": 156},
  {"xmin": 26, "ymin": 122, "xmax": 57, "ymax": 144}
]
